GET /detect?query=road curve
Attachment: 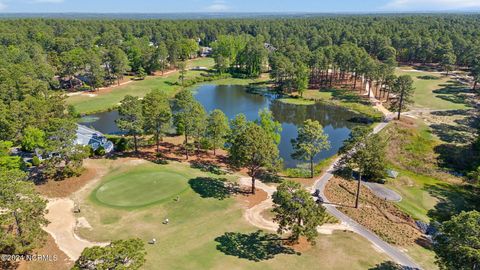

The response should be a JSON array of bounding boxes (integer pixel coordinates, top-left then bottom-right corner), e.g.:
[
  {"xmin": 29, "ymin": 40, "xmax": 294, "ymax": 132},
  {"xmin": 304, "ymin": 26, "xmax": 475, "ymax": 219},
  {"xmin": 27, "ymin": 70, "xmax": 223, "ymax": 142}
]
[{"xmin": 312, "ymin": 119, "xmax": 421, "ymax": 269}]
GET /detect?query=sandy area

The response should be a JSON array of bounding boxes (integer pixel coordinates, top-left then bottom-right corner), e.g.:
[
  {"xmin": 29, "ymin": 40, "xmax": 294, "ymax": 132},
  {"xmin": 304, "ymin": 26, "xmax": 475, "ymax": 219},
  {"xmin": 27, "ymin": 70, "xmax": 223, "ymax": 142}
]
[
  {"xmin": 43, "ymin": 199, "xmax": 109, "ymax": 260},
  {"xmin": 41, "ymin": 158, "xmax": 147, "ymax": 262}
]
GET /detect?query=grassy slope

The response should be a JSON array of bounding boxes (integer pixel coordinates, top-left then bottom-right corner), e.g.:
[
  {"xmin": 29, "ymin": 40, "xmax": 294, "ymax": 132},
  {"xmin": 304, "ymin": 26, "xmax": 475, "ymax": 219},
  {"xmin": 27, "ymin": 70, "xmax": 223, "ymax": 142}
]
[
  {"xmin": 301, "ymin": 89, "xmax": 384, "ymax": 120},
  {"xmin": 395, "ymin": 68, "xmax": 471, "ymax": 110},
  {"xmin": 77, "ymin": 160, "xmax": 388, "ymax": 270},
  {"xmin": 382, "ymin": 120, "xmax": 457, "ymax": 222}
]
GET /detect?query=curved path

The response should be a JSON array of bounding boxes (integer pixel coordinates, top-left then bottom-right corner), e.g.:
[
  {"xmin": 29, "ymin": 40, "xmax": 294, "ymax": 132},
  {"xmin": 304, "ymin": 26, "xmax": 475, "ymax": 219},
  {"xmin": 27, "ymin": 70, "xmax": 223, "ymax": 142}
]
[
  {"xmin": 240, "ymin": 178, "xmax": 353, "ymax": 234},
  {"xmin": 312, "ymin": 119, "xmax": 421, "ymax": 269}
]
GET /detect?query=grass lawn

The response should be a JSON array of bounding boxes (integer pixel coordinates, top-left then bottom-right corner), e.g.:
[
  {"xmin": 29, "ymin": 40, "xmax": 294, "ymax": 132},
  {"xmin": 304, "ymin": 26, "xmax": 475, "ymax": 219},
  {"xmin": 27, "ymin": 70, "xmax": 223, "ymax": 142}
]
[
  {"xmin": 77, "ymin": 159, "xmax": 388, "ymax": 270},
  {"xmin": 395, "ymin": 68, "xmax": 472, "ymax": 111},
  {"xmin": 67, "ymin": 58, "xmax": 268, "ymax": 114},
  {"xmin": 277, "ymin": 97, "xmax": 315, "ymax": 106},
  {"xmin": 68, "ymin": 58, "xmax": 214, "ymax": 114},
  {"xmin": 385, "ymin": 168, "xmax": 442, "ymax": 222},
  {"xmin": 300, "ymin": 89, "xmax": 384, "ymax": 121}
]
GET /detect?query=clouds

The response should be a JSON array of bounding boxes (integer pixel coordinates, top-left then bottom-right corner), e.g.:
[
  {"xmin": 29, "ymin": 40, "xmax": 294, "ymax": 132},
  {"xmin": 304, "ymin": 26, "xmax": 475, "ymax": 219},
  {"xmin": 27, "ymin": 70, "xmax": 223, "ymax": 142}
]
[
  {"xmin": 0, "ymin": 1, "xmax": 6, "ymax": 11},
  {"xmin": 385, "ymin": 0, "xmax": 480, "ymax": 10},
  {"xmin": 206, "ymin": 0, "xmax": 230, "ymax": 12}
]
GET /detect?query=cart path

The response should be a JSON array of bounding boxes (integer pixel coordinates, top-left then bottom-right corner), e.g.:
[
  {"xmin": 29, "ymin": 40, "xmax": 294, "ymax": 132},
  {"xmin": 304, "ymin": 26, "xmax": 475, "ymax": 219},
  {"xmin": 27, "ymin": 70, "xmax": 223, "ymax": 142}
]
[{"xmin": 239, "ymin": 177, "xmax": 353, "ymax": 234}]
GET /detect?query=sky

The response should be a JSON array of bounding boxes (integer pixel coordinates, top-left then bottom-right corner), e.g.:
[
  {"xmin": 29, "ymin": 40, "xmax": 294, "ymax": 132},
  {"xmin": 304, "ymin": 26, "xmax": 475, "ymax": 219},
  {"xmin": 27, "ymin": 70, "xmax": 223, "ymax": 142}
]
[{"xmin": 0, "ymin": 0, "xmax": 480, "ymax": 13}]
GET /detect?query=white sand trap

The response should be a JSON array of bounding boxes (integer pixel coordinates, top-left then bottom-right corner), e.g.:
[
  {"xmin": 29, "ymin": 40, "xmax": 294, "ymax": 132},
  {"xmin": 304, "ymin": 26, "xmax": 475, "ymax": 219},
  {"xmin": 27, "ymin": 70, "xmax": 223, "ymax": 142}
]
[
  {"xmin": 77, "ymin": 217, "xmax": 92, "ymax": 229},
  {"xmin": 43, "ymin": 198, "xmax": 108, "ymax": 261}
]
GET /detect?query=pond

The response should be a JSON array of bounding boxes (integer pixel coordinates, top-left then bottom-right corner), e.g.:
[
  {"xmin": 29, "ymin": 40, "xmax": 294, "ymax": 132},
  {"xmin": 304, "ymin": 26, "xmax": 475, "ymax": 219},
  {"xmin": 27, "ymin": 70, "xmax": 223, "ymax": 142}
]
[{"xmin": 80, "ymin": 84, "xmax": 363, "ymax": 168}]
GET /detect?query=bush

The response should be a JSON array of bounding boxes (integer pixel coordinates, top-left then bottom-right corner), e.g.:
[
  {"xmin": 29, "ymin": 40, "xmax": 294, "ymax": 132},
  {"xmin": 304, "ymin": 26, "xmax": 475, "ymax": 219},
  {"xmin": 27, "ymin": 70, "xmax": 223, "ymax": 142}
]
[
  {"xmin": 32, "ymin": 156, "xmax": 41, "ymax": 166},
  {"xmin": 95, "ymin": 146, "xmax": 106, "ymax": 156},
  {"xmin": 283, "ymin": 168, "xmax": 311, "ymax": 178},
  {"xmin": 106, "ymin": 135, "xmax": 129, "ymax": 152},
  {"xmin": 154, "ymin": 152, "xmax": 169, "ymax": 165},
  {"xmin": 257, "ymin": 170, "xmax": 283, "ymax": 183}
]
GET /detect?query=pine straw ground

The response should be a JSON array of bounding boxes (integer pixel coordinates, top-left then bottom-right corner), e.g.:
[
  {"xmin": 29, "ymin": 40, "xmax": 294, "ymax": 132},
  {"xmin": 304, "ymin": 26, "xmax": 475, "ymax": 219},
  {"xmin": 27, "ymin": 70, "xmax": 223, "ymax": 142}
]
[{"xmin": 325, "ymin": 177, "xmax": 426, "ymax": 246}]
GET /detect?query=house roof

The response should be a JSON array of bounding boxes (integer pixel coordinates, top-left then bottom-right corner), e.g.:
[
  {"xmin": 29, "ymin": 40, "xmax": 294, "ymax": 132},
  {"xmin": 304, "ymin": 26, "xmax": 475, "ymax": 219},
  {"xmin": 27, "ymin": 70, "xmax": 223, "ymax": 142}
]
[{"xmin": 76, "ymin": 124, "xmax": 114, "ymax": 153}]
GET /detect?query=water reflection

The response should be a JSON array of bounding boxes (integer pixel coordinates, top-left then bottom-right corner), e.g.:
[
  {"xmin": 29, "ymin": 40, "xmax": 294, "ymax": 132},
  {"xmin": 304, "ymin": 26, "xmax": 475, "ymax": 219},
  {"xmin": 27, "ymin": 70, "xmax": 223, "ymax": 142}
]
[{"xmin": 80, "ymin": 84, "xmax": 363, "ymax": 168}]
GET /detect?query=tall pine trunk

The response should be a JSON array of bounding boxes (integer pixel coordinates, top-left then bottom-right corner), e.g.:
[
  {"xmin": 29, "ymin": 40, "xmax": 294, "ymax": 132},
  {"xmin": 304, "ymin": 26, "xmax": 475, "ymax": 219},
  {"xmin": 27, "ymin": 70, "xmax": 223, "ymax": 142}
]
[
  {"xmin": 184, "ymin": 133, "xmax": 189, "ymax": 160},
  {"xmin": 310, "ymin": 157, "xmax": 314, "ymax": 178},
  {"xmin": 355, "ymin": 173, "xmax": 362, "ymax": 208},
  {"xmin": 133, "ymin": 133, "xmax": 138, "ymax": 153},
  {"xmin": 251, "ymin": 175, "xmax": 256, "ymax": 194},
  {"xmin": 398, "ymin": 90, "xmax": 405, "ymax": 120}
]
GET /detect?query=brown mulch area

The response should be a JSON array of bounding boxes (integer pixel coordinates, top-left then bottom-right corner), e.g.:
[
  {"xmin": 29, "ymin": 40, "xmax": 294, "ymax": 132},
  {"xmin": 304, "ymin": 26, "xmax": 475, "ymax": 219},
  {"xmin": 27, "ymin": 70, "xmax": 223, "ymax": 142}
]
[
  {"xmin": 16, "ymin": 234, "xmax": 73, "ymax": 270},
  {"xmin": 121, "ymin": 136, "xmax": 233, "ymax": 172},
  {"xmin": 325, "ymin": 177, "xmax": 424, "ymax": 246},
  {"xmin": 34, "ymin": 167, "xmax": 97, "ymax": 198},
  {"xmin": 288, "ymin": 236, "xmax": 312, "ymax": 253},
  {"xmin": 236, "ymin": 188, "xmax": 268, "ymax": 208}
]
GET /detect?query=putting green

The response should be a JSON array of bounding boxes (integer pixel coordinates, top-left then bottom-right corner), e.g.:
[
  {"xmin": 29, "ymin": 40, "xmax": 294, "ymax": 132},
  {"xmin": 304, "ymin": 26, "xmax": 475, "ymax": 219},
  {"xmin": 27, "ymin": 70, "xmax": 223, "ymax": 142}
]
[{"xmin": 93, "ymin": 165, "xmax": 189, "ymax": 208}]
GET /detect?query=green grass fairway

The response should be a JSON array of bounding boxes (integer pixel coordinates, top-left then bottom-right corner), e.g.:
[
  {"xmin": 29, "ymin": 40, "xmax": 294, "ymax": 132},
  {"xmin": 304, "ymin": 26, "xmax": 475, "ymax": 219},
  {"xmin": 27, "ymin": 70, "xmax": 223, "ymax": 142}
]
[
  {"xmin": 77, "ymin": 159, "xmax": 388, "ymax": 270},
  {"xmin": 92, "ymin": 165, "xmax": 189, "ymax": 208},
  {"xmin": 395, "ymin": 68, "xmax": 471, "ymax": 111}
]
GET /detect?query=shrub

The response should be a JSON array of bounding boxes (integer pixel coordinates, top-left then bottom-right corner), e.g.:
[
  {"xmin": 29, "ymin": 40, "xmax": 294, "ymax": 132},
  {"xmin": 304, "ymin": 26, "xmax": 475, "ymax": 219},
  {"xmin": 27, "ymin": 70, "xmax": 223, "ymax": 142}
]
[
  {"xmin": 106, "ymin": 136, "xmax": 129, "ymax": 152},
  {"xmin": 95, "ymin": 146, "xmax": 106, "ymax": 156},
  {"xmin": 32, "ymin": 156, "xmax": 41, "ymax": 166},
  {"xmin": 154, "ymin": 152, "xmax": 169, "ymax": 165}
]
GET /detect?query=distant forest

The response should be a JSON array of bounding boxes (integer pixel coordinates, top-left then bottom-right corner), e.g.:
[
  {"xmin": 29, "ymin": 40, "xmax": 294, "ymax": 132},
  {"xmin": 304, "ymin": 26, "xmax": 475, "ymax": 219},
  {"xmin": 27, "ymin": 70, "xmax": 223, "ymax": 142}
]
[{"xmin": 1, "ymin": 15, "xmax": 480, "ymax": 167}]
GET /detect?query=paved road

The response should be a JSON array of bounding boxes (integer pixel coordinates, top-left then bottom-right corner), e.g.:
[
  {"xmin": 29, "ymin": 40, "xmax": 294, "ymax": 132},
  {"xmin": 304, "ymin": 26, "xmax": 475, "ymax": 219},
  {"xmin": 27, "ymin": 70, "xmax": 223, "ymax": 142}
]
[
  {"xmin": 363, "ymin": 182, "xmax": 402, "ymax": 202},
  {"xmin": 312, "ymin": 119, "xmax": 421, "ymax": 269}
]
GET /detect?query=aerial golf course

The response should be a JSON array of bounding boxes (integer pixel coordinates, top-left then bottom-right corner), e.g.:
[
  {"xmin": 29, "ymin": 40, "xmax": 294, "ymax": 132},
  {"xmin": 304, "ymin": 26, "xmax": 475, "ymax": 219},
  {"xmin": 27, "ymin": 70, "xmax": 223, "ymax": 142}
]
[{"xmin": 73, "ymin": 159, "xmax": 389, "ymax": 270}]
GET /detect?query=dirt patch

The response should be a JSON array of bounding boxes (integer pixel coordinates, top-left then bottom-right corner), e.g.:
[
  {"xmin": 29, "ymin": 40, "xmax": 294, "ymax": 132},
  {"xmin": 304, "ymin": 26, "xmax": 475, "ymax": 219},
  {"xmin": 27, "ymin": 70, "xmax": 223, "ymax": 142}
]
[
  {"xmin": 288, "ymin": 236, "xmax": 312, "ymax": 253},
  {"xmin": 35, "ymin": 167, "xmax": 97, "ymax": 198},
  {"xmin": 325, "ymin": 177, "xmax": 422, "ymax": 246},
  {"xmin": 237, "ymin": 188, "xmax": 268, "ymax": 208},
  {"xmin": 17, "ymin": 234, "xmax": 73, "ymax": 270}
]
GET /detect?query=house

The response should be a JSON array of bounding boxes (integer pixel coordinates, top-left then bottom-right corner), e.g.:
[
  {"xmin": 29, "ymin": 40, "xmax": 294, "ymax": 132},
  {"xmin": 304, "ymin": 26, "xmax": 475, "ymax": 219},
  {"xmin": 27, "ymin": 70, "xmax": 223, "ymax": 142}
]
[
  {"xmin": 76, "ymin": 124, "xmax": 114, "ymax": 153},
  {"xmin": 200, "ymin": 47, "xmax": 213, "ymax": 57}
]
